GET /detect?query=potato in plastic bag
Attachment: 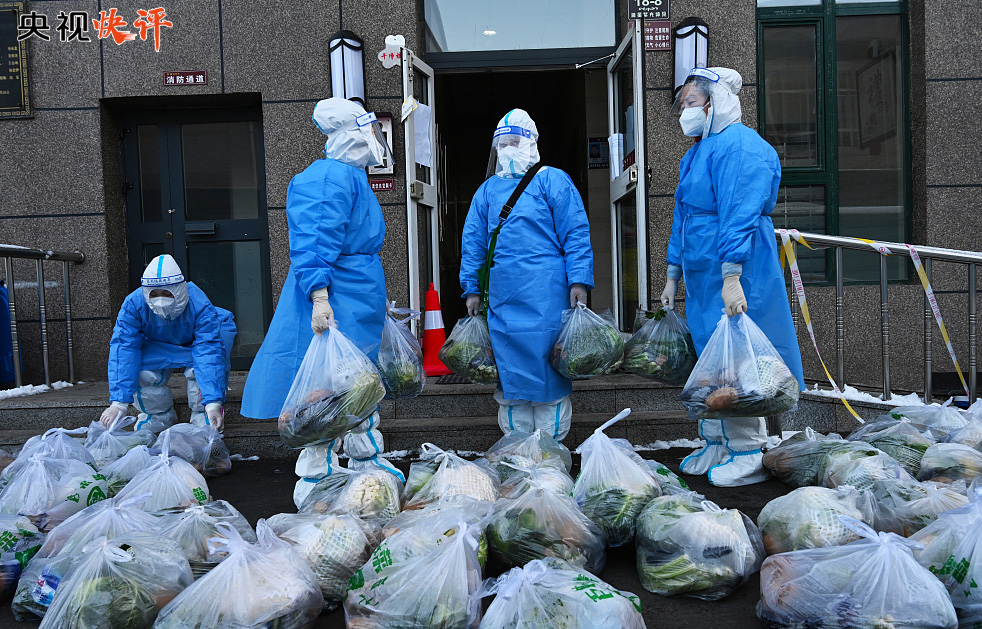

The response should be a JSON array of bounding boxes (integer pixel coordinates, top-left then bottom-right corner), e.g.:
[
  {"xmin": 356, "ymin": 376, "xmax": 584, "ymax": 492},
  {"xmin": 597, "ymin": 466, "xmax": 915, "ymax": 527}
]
[
  {"xmin": 298, "ymin": 467, "xmax": 403, "ymax": 524},
  {"xmin": 758, "ymin": 516, "xmax": 957, "ymax": 628},
  {"xmin": 153, "ymin": 423, "xmax": 231, "ymax": 477},
  {"xmin": 439, "ymin": 314, "xmax": 498, "ymax": 385},
  {"xmin": 681, "ymin": 313, "xmax": 800, "ymax": 418},
  {"xmin": 0, "ymin": 455, "xmax": 108, "ymax": 532},
  {"xmin": 757, "ymin": 486, "xmax": 876, "ymax": 555},
  {"xmin": 378, "ymin": 303, "xmax": 425, "ymax": 400},
  {"xmin": 549, "ymin": 304, "xmax": 624, "ymax": 379},
  {"xmin": 157, "ymin": 500, "xmax": 256, "ymax": 579},
  {"xmin": 153, "ymin": 520, "xmax": 324, "ymax": 629},
  {"xmin": 114, "ymin": 432, "xmax": 210, "ymax": 512},
  {"xmin": 484, "ymin": 429, "xmax": 572, "ymax": 484},
  {"xmin": 623, "ymin": 308, "xmax": 697, "ymax": 385},
  {"xmin": 278, "ymin": 327, "xmax": 386, "ymax": 449},
  {"xmin": 479, "ymin": 558, "xmax": 646, "ymax": 629},
  {"xmin": 38, "ymin": 532, "xmax": 191, "ymax": 629},
  {"xmin": 84, "ymin": 415, "xmax": 155, "ymax": 469},
  {"xmin": 404, "ymin": 443, "xmax": 499, "ymax": 510},
  {"xmin": 101, "ymin": 445, "xmax": 157, "ymax": 497}
]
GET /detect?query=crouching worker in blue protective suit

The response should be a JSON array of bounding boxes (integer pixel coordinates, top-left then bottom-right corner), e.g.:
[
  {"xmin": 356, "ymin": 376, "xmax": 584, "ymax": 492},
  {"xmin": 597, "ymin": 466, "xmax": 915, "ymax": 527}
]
[
  {"xmin": 459, "ymin": 109, "xmax": 594, "ymax": 443},
  {"xmin": 240, "ymin": 97, "xmax": 405, "ymax": 506},
  {"xmin": 100, "ymin": 254, "xmax": 237, "ymax": 433},
  {"xmin": 661, "ymin": 67, "xmax": 806, "ymax": 488}
]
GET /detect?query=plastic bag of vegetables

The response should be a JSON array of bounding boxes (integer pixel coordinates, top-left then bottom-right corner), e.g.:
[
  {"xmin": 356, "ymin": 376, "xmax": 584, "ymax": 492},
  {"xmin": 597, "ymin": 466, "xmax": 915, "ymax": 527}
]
[
  {"xmin": 101, "ymin": 445, "xmax": 157, "ymax": 497},
  {"xmin": 762, "ymin": 428, "xmax": 877, "ymax": 488},
  {"xmin": 157, "ymin": 500, "xmax": 256, "ymax": 579},
  {"xmin": 12, "ymin": 494, "xmax": 157, "ymax": 621},
  {"xmin": 0, "ymin": 515, "xmax": 43, "ymax": 600},
  {"xmin": 37, "ymin": 532, "xmax": 192, "ymax": 629},
  {"xmin": 114, "ymin": 433, "xmax": 210, "ymax": 512},
  {"xmin": 636, "ymin": 492, "xmax": 764, "ymax": 601},
  {"xmin": 488, "ymin": 479, "xmax": 606, "ymax": 572},
  {"xmin": 378, "ymin": 302, "xmax": 425, "ymax": 400},
  {"xmin": 623, "ymin": 308, "xmax": 697, "ymax": 385},
  {"xmin": 681, "ymin": 313, "xmax": 800, "ymax": 418},
  {"xmin": 153, "ymin": 520, "xmax": 324, "ymax": 629},
  {"xmin": 549, "ymin": 303, "xmax": 624, "ymax": 379},
  {"xmin": 344, "ymin": 518, "xmax": 484, "ymax": 628},
  {"xmin": 153, "ymin": 423, "xmax": 231, "ymax": 478},
  {"xmin": 0, "ymin": 455, "xmax": 108, "ymax": 532},
  {"xmin": 84, "ymin": 415, "xmax": 154, "ymax": 469},
  {"xmin": 888, "ymin": 398, "xmax": 968, "ymax": 440},
  {"xmin": 267, "ymin": 512, "xmax": 378, "ymax": 610},
  {"xmin": 872, "ymin": 478, "xmax": 968, "ymax": 536},
  {"xmin": 15, "ymin": 427, "xmax": 95, "ymax": 469},
  {"xmin": 484, "ymin": 429, "xmax": 572, "ymax": 484},
  {"xmin": 498, "ymin": 461, "xmax": 574, "ymax": 499},
  {"xmin": 572, "ymin": 410, "xmax": 662, "ymax": 547},
  {"xmin": 823, "ymin": 451, "xmax": 915, "ymax": 491},
  {"xmin": 404, "ymin": 443, "xmax": 499, "ymax": 510},
  {"xmin": 644, "ymin": 460, "xmax": 692, "ymax": 495},
  {"xmin": 758, "ymin": 516, "xmax": 957, "ymax": 629},
  {"xmin": 918, "ymin": 442, "xmax": 982, "ymax": 484},
  {"xmin": 479, "ymin": 557, "xmax": 646, "ymax": 629},
  {"xmin": 439, "ymin": 314, "xmax": 498, "ymax": 385},
  {"xmin": 757, "ymin": 486, "xmax": 877, "ymax": 555},
  {"xmin": 382, "ymin": 493, "xmax": 494, "ymax": 541},
  {"xmin": 298, "ymin": 467, "xmax": 403, "ymax": 523},
  {"xmin": 945, "ymin": 419, "xmax": 982, "ymax": 449},
  {"xmin": 633, "ymin": 308, "xmax": 660, "ymax": 333},
  {"xmin": 845, "ymin": 417, "xmax": 934, "ymax": 477},
  {"xmin": 278, "ymin": 326, "xmax": 386, "ymax": 449}
]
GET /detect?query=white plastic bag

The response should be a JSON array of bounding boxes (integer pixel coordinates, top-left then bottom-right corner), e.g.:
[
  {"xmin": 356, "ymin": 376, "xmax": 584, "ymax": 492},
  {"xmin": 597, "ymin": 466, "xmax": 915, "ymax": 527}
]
[
  {"xmin": 823, "ymin": 452, "xmax": 915, "ymax": 491},
  {"xmin": 572, "ymin": 410, "xmax": 662, "ymax": 547},
  {"xmin": 298, "ymin": 467, "xmax": 403, "ymax": 523},
  {"xmin": 0, "ymin": 455, "xmax": 108, "ymax": 532},
  {"xmin": 498, "ymin": 461, "xmax": 574, "ymax": 500},
  {"xmin": 919, "ymin": 442, "xmax": 982, "ymax": 484},
  {"xmin": 762, "ymin": 428, "xmax": 877, "ymax": 488},
  {"xmin": 479, "ymin": 558, "xmax": 646, "ymax": 629},
  {"xmin": 153, "ymin": 423, "xmax": 231, "ymax": 477},
  {"xmin": 890, "ymin": 398, "xmax": 968, "ymax": 440},
  {"xmin": 84, "ymin": 415, "xmax": 155, "ymax": 469},
  {"xmin": 115, "ymin": 433, "xmax": 210, "ymax": 512},
  {"xmin": 153, "ymin": 521, "xmax": 324, "ymax": 628},
  {"xmin": 157, "ymin": 500, "xmax": 256, "ymax": 579},
  {"xmin": 382, "ymin": 493, "xmax": 494, "ymax": 542},
  {"xmin": 681, "ymin": 313, "xmax": 800, "ymax": 418},
  {"xmin": 101, "ymin": 445, "xmax": 157, "ymax": 497},
  {"xmin": 0, "ymin": 515, "xmax": 43, "ymax": 600},
  {"xmin": 378, "ymin": 302, "xmax": 425, "ymax": 400},
  {"xmin": 757, "ymin": 486, "xmax": 877, "ymax": 554},
  {"xmin": 623, "ymin": 308, "xmax": 697, "ymax": 385},
  {"xmin": 873, "ymin": 478, "xmax": 968, "ymax": 536},
  {"xmin": 3, "ymin": 429, "xmax": 95, "ymax": 490},
  {"xmin": 549, "ymin": 304, "xmax": 625, "ymax": 379},
  {"xmin": 846, "ymin": 416, "xmax": 934, "ymax": 477},
  {"xmin": 278, "ymin": 327, "xmax": 386, "ymax": 449},
  {"xmin": 439, "ymin": 314, "xmax": 498, "ymax": 385},
  {"xmin": 484, "ymin": 429, "xmax": 572, "ymax": 484},
  {"xmin": 404, "ymin": 443, "xmax": 500, "ymax": 510}
]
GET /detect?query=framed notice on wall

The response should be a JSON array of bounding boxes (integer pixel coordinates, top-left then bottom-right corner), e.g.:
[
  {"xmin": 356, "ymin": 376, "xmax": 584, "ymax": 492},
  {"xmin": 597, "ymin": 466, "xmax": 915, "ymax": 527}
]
[
  {"xmin": 0, "ymin": 1, "xmax": 33, "ymax": 119},
  {"xmin": 856, "ymin": 50, "xmax": 897, "ymax": 148}
]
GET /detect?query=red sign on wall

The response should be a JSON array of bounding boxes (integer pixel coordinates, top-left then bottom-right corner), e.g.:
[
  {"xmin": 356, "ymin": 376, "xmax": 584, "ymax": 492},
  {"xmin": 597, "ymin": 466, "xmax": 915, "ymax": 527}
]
[
  {"xmin": 644, "ymin": 20, "xmax": 672, "ymax": 51},
  {"xmin": 370, "ymin": 178, "xmax": 394, "ymax": 192},
  {"xmin": 163, "ymin": 70, "xmax": 206, "ymax": 85}
]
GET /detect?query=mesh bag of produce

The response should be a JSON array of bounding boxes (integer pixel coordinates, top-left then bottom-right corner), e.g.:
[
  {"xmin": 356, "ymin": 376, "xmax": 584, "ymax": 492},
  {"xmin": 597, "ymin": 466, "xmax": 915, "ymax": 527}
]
[
  {"xmin": 681, "ymin": 312, "xmax": 800, "ymax": 418},
  {"xmin": 757, "ymin": 486, "xmax": 877, "ymax": 555},
  {"xmin": 479, "ymin": 557, "xmax": 645, "ymax": 629},
  {"xmin": 267, "ymin": 512, "xmax": 378, "ymax": 610},
  {"xmin": 636, "ymin": 492, "xmax": 764, "ymax": 601},
  {"xmin": 153, "ymin": 521, "xmax": 324, "ymax": 629},
  {"xmin": 12, "ymin": 494, "xmax": 157, "ymax": 621},
  {"xmin": 298, "ymin": 467, "xmax": 403, "ymax": 524},
  {"xmin": 873, "ymin": 478, "xmax": 968, "ymax": 536},
  {"xmin": 484, "ymin": 429, "xmax": 572, "ymax": 484},
  {"xmin": 572, "ymin": 410, "xmax": 662, "ymax": 547},
  {"xmin": 278, "ymin": 325, "xmax": 386, "ymax": 449},
  {"xmin": 488, "ymin": 480, "xmax": 606, "ymax": 573},
  {"xmin": 438, "ymin": 314, "xmax": 498, "ymax": 385},
  {"xmin": 157, "ymin": 500, "xmax": 256, "ymax": 579},
  {"xmin": 762, "ymin": 428, "xmax": 877, "ymax": 488},
  {"xmin": 100, "ymin": 446, "xmax": 157, "ymax": 497},
  {"xmin": 114, "ymin": 432, "xmax": 211, "ymax": 512},
  {"xmin": 918, "ymin": 443, "xmax": 982, "ymax": 484},
  {"xmin": 153, "ymin": 424, "xmax": 231, "ymax": 478},
  {"xmin": 758, "ymin": 516, "xmax": 957, "ymax": 628},
  {"xmin": 0, "ymin": 455, "xmax": 108, "ymax": 532},
  {"xmin": 378, "ymin": 303, "xmax": 425, "ymax": 400},
  {"xmin": 549, "ymin": 304, "xmax": 624, "ymax": 379},
  {"xmin": 889, "ymin": 398, "xmax": 968, "ymax": 440},
  {"xmin": 37, "ymin": 532, "xmax": 191, "ymax": 629},
  {"xmin": 623, "ymin": 308, "xmax": 697, "ymax": 385},
  {"xmin": 823, "ymin": 452, "xmax": 915, "ymax": 491},
  {"xmin": 403, "ymin": 443, "xmax": 500, "ymax": 510},
  {"xmin": 84, "ymin": 415, "xmax": 154, "ymax": 469}
]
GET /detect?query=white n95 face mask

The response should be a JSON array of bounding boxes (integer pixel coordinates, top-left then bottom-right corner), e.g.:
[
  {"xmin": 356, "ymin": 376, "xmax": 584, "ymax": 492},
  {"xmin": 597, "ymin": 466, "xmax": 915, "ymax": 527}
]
[
  {"xmin": 679, "ymin": 107, "xmax": 707, "ymax": 137},
  {"xmin": 148, "ymin": 297, "xmax": 178, "ymax": 319}
]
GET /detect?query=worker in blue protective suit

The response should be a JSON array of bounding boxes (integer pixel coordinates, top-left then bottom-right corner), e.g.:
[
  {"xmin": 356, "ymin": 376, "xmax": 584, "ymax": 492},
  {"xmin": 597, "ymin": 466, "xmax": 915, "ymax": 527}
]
[
  {"xmin": 459, "ymin": 109, "xmax": 594, "ymax": 443},
  {"xmin": 661, "ymin": 67, "xmax": 806, "ymax": 488},
  {"xmin": 240, "ymin": 97, "xmax": 404, "ymax": 505},
  {"xmin": 100, "ymin": 254, "xmax": 237, "ymax": 433}
]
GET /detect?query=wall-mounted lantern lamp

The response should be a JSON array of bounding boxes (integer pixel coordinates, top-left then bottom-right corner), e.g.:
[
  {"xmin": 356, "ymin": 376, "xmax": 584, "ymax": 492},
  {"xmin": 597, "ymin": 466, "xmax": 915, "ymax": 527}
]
[
  {"xmin": 673, "ymin": 18, "xmax": 709, "ymax": 97},
  {"xmin": 329, "ymin": 30, "xmax": 366, "ymax": 106}
]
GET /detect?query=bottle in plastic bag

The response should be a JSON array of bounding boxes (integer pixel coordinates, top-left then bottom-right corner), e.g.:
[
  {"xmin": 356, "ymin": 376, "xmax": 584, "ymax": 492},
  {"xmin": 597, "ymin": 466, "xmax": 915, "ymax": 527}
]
[
  {"xmin": 378, "ymin": 303, "xmax": 425, "ymax": 400},
  {"xmin": 549, "ymin": 304, "xmax": 624, "ymax": 379},
  {"xmin": 278, "ymin": 326, "xmax": 386, "ymax": 449},
  {"xmin": 438, "ymin": 314, "xmax": 498, "ymax": 385},
  {"xmin": 623, "ymin": 308, "xmax": 697, "ymax": 385},
  {"xmin": 681, "ymin": 313, "xmax": 800, "ymax": 418}
]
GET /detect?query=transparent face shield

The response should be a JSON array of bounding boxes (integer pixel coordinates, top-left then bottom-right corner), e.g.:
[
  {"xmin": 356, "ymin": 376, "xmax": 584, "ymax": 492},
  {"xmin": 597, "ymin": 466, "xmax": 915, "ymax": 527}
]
[
  {"xmin": 354, "ymin": 111, "xmax": 393, "ymax": 167},
  {"xmin": 668, "ymin": 68, "xmax": 719, "ymax": 117},
  {"xmin": 486, "ymin": 125, "xmax": 536, "ymax": 179}
]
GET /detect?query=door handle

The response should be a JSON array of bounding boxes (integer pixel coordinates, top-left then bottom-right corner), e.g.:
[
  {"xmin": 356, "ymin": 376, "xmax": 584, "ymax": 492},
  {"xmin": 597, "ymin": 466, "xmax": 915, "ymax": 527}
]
[{"xmin": 186, "ymin": 222, "xmax": 217, "ymax": 236}]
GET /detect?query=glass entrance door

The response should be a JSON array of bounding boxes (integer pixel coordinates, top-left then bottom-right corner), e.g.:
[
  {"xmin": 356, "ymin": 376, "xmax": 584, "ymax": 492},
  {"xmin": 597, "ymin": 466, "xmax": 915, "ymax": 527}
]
[{"xmin": 122, "ymin": 107, "xmax": 272, "ymax": 369}]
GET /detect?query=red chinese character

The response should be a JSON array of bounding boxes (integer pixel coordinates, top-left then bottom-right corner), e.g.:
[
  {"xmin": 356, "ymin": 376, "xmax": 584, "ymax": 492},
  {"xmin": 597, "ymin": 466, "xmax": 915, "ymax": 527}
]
[
  {"xmin": 134, "ymin": 7, "xmax": 173, "ymax": 52},
  {"xmin": 92, "ymin": 8, "xmax": 136, "ymax": 45}
]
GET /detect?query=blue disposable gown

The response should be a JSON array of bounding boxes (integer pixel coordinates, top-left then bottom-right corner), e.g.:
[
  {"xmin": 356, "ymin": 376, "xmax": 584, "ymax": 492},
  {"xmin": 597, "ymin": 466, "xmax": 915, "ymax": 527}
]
[
  {"xmin": 460, "ymin": 167, "xmax": 594, "ymax": 403},
  {"xmin": 108, "ymin": 282, "xmax": 237, "ymax": 405},
  {"xmin": 667, "ymin": 123, "xmax": 805, "ymax": 389},
  {"xmin": 241, "ymin": 156, "xmax": 388, "ymax": 419}
]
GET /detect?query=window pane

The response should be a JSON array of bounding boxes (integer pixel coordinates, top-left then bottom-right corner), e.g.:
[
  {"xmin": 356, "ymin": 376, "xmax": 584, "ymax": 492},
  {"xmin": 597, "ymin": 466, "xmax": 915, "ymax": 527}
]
[
  {"xmin": 837, "ymin": 0, "xmax": 902, "ymax": 3},
  {"xmin": 758, "ymin": 0, "xmax": 820, "ymax": 6},
  {"xmin": 762, "ymin": 25, "xmax": 820, "ymax": 167},
  {"xmin": 616, "ymin": 196, "xmax": 638, "ymax": 330},
  {"xmin": 137, "ymin": 125, "xmax": 162, "ymax": 223},
  {"xmin": 423, "ymin": 0, "xmax": 616, "ymax": 53},
  {"xmin": 836, "ymin": 15, "xmax": 907, "ymax": 281},
  {"xmin": 612, "ymin": 52, "xmax": 636, "ymax": 174},
  {"xmin": 771, "ymin": 185, "xmax": 827, "ymax": 282},
  {"xmin": 181, "ymin": 122, "xmax": 261, "ymax": 221}
]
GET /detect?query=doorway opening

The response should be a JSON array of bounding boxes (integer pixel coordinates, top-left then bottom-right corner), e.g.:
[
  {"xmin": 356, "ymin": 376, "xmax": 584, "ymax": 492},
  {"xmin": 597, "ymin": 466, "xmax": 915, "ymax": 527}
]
[{"xmin": 434, "ymin": 69, "xmax": 613, "ymax": 325}]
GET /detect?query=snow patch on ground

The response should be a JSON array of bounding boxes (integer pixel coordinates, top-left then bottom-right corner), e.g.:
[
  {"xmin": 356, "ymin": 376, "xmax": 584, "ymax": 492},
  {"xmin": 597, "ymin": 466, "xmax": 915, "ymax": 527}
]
[
  {"xmin": 809, "ymin": 383, "xmax": 924, "ymax": 407},
  {"xmin": 230, "ymin": 454, "xmax": 259, "ymax": 462},
  {"xmin": 0, "ymin": 381, "xmax": 73, "ymax": 401},
  {"xmin": 634, "ymin": 438, "xmax": 705, "ymax": 451}
]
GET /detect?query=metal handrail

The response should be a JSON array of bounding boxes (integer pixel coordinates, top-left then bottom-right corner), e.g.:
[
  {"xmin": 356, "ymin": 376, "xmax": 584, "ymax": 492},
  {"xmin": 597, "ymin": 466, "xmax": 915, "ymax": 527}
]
[
  {"xmin": 774, "ymin": 230, "xmax": 982, "ymax": 404},
  {"xmin": 2, "ymin": 246, "xmax": 86, "ymax": 388}
]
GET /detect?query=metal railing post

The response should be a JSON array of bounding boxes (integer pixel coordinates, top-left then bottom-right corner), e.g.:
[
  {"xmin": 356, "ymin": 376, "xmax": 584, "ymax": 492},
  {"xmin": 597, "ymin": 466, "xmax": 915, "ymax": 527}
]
[
  {"xmin": 835, "ymin": 246, "xmax": 845, "ymax": 386},
  {"xmin": 36, "ymin": 260, "xmax": 50, "ymax": 387},
  {"xmin": 971, "ymin": 263, "xmax": 978, "ymax": 404},
  {"xmin": 880, "ymin": 255, "xmax": 891, "ymax": 401},
  {"xmin": 924, "ymin": 257, "xmax": 933, "ymax": 403},
  {"xmin": 63, "ymin": 261, "xmax": 75, "ymax": 383},
  {"xmin": 4, "ymin": 257, "xmax": 21, "ymax": 388}
]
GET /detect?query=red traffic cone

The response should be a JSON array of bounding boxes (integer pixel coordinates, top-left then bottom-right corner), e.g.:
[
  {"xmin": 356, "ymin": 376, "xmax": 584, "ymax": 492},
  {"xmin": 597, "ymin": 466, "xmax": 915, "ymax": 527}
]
[{"xmin": 422, "ymin": 282, "xmax": 452, "ymax": 376}]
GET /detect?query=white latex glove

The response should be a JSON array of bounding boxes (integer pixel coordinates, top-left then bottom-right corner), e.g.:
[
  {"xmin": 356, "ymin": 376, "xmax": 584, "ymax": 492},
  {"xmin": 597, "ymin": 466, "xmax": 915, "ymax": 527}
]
[
  {"xmin": 722, "ymin": 275, "xmax": 748, "ymax": 316},
  {"xmin": 660, "ymin": 279, "xmax": 679, "ymax": 309},
  {"xmin": 205, "ymin": 402, "xmax": 225, "ymax": 432},
  {"xmin": 465, "ymin": 294, "xmax": 482, "ymax": 317},
  {"xmin": 99, "ymin": 402, "xmax": 128, "ymax": 427},
  {"xmin": 569, "ymin": 284, "xmax": 588, "ymax": 308},
  {"xmin": 311, "ymin": 287, "xmax": 334, "ymax": 334}
]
